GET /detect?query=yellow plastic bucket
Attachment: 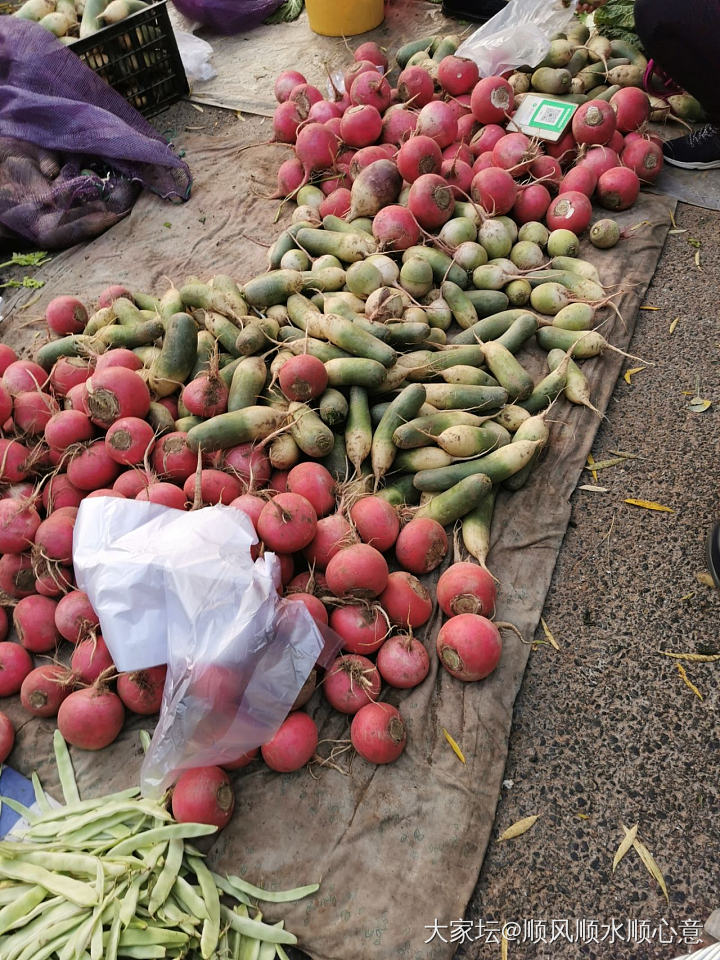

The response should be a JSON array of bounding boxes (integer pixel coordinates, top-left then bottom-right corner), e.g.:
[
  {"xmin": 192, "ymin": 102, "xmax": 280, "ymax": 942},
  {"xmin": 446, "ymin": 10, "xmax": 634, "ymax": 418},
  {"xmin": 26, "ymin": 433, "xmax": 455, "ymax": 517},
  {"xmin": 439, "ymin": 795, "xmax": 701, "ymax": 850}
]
[{"xmin": 305, "ymin": 0, "xmax": 384, "ymax": 37}]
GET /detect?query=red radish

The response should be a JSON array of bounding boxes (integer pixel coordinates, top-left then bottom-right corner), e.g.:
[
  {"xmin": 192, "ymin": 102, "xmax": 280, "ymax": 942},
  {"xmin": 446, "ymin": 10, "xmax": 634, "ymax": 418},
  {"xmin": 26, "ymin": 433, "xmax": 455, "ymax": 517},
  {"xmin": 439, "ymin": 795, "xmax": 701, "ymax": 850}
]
[
  {"xmin": 354, "ymin": 40, "xmax": 387, "ymax": 69},
  {"xmin": 545, "ymin": 190, "xmax": 592, "ymax": 233},
  {"xmin": 276, "ymin": 553, "xmax": 295, "ymax": 585},
  {"xmin": 67, "ymin": 441, "xmax": 121, "ymax": 490},
  {"xmin": 325, "ymin": 543, "xmax": 388, "ymax": 598},
  {"xmin": 0, "ymin": 382, "xmax": 11, "ymax": 425},
  {"xmin": 379, "ymin": 571, "xmax": 433, "ymax": 627},
  {"xmin": 0, "ymin": 499, "xmax": 41, "ymax": 554},
  {"xmin": 229, "ymin": 493, "xmax": 265, "ymax": 529},
  {"xmin": 302, "ymin": 513, "xmax": 354, "ymax": 569},
  {"xmin": 471, "ymin": 167, "xmax": 518, "ymax": 215},
  {"xmin": 349, "ymin": 158, "xmax": 402, "ymax": 219},
  {"xmin": 287, "ymin": 83, "xmax": 323, "ymax": 118},
  {"xmin": 582, "ymin": 146, "xmax": 620, "ymax": 179},
  {"xmin": 0, "ymin": 641, "xmax": 33, "ymax": 696},
  {"xmin": 0, "ymin": 553, "xmax": 35, "ymax": 598},
  {"xmin": 348, "ymin": 145, "xmax": 391, "ymax": 180},
  {"xmin": 320, "ymin": 167, "xmax": 350, "ymax": 193},
  {"xmin": 257, "ymin": 492, "xmax": 317, "ymax": 552},
  {"xmin": 457, "ymin": 113, "xmax": 481, "ymax": 143},
  {"xmin": 278, "ymin": 354, "xmax": 328, "ymax": 403},
  {"xmin": 113, "ymin": 469, "xmax": 151, "ymax": 498},
  {"xmin": 324, "ymin": 654, "xmax": 380, "ymax": 713},
  {"xmin": 436, "ymin": 613, "xmax": 502, "ymax": 681},
  {"xmin": 182, "ymin": 469, "xmax": 244, "ymax": 506},
  {"xmin": 329, "ymin": 604, "xmax": 387, "ymax": 655},
  {"xmin": 397, "ymin": 66, "xmax": 434, "ymax": 107},
  {"xmin": 65, "ymin": 381, "xmax": 89, "ymax": 413},
  {"xmin": 45, "ymin": 409, "xmax": 93, "ymax": 450},
  {"xmin": 545, "ymin": 129, "xmax": 577, "ymax": 166},
  {"xmin": 0, "ymin": 712, "xmax": 13, "ymax": 762},
  {"xmin": 2, "ymin": 482, "xmax": 37, "ymax": 504},
  {"xmin": 49, "ymin": 356, "xmax": 93, "ymax": 396},
  {"xmin": 95, "ymin": 348, "xmax": 143, "ymax": 372},
  {"xmin": 117, "ymin": 664, "xmax": 167, "ymax": 714},
  {"xmin": 222, "ymin": 748, "xmax": 259, "ymax": 770},
  {"xmin": 351, "ymin": 701, "xmax": 406, "ymax": 764},
  {"xmin": 350, "ymin": 71, "xmax": 392, "ymax": 112},
  {"xmin": 0, "ymin": 608, "xmax": 7, "ymax": 641},
  {"xmin": 621, "ymin": 138, "xmax": 663, "ymax": 182},
  {"xmin": 395, "ymin": 517, "xmax": 448, "ymax": 574},
  {"xmin": 14, "ymin": 595, "xmax": 60, "ymax": 653},
  {"xmin": 97, "ymin": 284, "xmax": 131, "ymax": 307},
  {"xmin": 295, "ymin": 123, "xmax": 339, "ymax": 180},
  {"xmin": 513, "ymin": 183, "xmax": 551, "ymax": 223},
  {"xmin": 376, "ymin": 633, "xmax": 429, "ymax": 689},
  {"xmin": 20, "ymin": 664, "xmax": 73, "ymax": 717},
  {"xmin": 471, "ymin": 151, "xmax": 496, "ymax": 176},
  {"xmin": 415, "ymin": 101, "xmax": 458, "ymax": 149},
  {"xmin": 55, "ymin": 589, "xmax": 99, "ymax": 643},
  {"xmin": 58, "ymin": 683, "xmax": 124, "ymax": 750},
  {"xmin": 275, "ymin": 69, "xmax": 306, "ymax": 103},
  {"xmin": 0, "ymin": 344, "xmax": 17, "ymax": 376},
  {"xmin": 340, "ymin": 104, "xmax": 382, "ymax": 148},
  {"xmin": 34, "ymin": 508, "xmax": 77, "ymax": 564},
  {"xmin": 609, "ymin": 130, "xmax": 625, "ymax": 153},
  {"xmin": 262, "ymin": 711, "xmax": 318, "ymax": 772},
  {"xmin": 105, "ymin": 417, "xmax": 155, "ymax": 466},
  {"xmin": 12, "ymin": 387, "xmax": 58, "ymax": 435},
  {"xmin": 437, "ymin": 562, "xmax": 496, "ymax": 616},
  {"xmin": 437, "ymin": 55, "xmax": 479, "ymax": 96},
  {"xmin": 318, "ymin": 187, "xmax": 351, "ymax": 218},
  {"xmin": 344, "ymin": 59, "xmax": 379, "ymax": 95},
  {"xmin": 271, "ymin": 100, "xmax": 302, "ymax": 144},
  {"xmin": 441, "ymin": 158, "xmax": 474, "ymax": 199},
  {"xmin": 86, "ymin": 366, "xmax": 150, "ymax": 427},
  {"xmin": 396, "ymin": 135, "xmax": 442, "ymax": 183},
  {"xmin": 287, "ymin": 571, "xmax": 328, "ymax": 596},
  {"xmin": 442, "ymin": 142, "xmax": 473, "ymax": 166},
  {"xmin": 597, "ymin": 166, "xmax": 640, "ymax": 210},
  {"xmin": 138, "ymin": 481, "xmax": 187, "ymax": 509},
  {"xmin": 0, "ymin": 438, "xmax": 30, "ymax": 483},
  {"xmin": 471, "ymin": 77, "xmax": 514, "ymax": 124},
  {"xmin": 3, "ymin": 360, "xmax": 47, "ymax": 395},
  {"xmin": 530, "ymin": 154, "xmax": 563, "ymax": 188},
  {"xmin": 45, "ymin": 295, "xmax": 88, "ymax": 336},
  {"xmin": 287, "ymin": 462, "xmax": 336, "ymax": 517},
  {"xmin": 268, "ymin": 469, "xmax": 289, "ymax": 494},
  {"xmin": 35, "ymin": 563, "xmax": 73, "ymax": 596},
  {"xmin": 71, "ymin": 635, "xmax": 114, "ymax": 684},
  {"xmin": 182, "ymin": 372, "xmax": 228, "ymax": 418},
  {"xmin": 43, "ymin": 474, "xmax": 83, "ymax": 512},
  {"xmin": 292, "ymin": 666, "xmax": 317, "ymax": 709},
  {"xmin": 285, "ymin": 591, "xmax": 328, "ymax": 626},
  {"xmin": 492, "ymin": 132, "xmax": 537, "ymax": 175},
  {"xmin": 572, "ymin": 99, "xmax": 616, "ymax": 146},
  {"xmin": 349, "ymin": 496, "xmax": 399, "ymax": 552},
  {"xmin": 371, "ymin": 204, "xmax": 421, "ymax": 251},
  {"xmin": 152, "ymin": 431, "xmax": 196, "ymax": 482},
  {"xmin": 610, "ymin": 86, "xmax": 650, "ymax": 132},
  {"xmin": 272, "ymin": 156, "xmax": 305, "ymax": 198},
  {"xmin": 381, "ymin": 106, "xmax": 417, "ymax": 146},
  {"xmin": 559, "ymin": 165, "xmax": 597, "ymax": 197},
  {"xmin": 469, "ymin": 123, "xmax": 506, "ymax": 156},
  {"xmin": 408, "ymin": 173, "xmax": 455, "ymax": 229},
  {"xmin": 218, "ymin": 444, "xmax": 271, "ymax": 487}
]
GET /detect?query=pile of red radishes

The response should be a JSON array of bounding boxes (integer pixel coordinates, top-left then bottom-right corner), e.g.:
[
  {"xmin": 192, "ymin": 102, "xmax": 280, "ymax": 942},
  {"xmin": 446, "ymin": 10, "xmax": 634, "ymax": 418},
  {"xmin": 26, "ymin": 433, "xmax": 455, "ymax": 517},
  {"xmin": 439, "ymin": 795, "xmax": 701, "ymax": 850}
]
[{"xmin": 266, "ymin": 41, "xmax": 662, "ymax": 243}]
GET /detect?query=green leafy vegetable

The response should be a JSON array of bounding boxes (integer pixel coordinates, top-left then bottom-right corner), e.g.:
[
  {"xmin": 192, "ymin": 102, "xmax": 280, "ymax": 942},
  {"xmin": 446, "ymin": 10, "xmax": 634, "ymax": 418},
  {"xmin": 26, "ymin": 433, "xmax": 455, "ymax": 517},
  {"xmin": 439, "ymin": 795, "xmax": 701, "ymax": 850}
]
[
  {"xmin": 264, "ymin": 0, "xmax": 303, "ymax": 24},
  {"xmin": 0, "ymin": 251, "xmax": 51, "ymax": 269},
  {"xmin": 593, "ymin": 0, "xmax": 643, "ymax": 48},
  {"xmin": 0, "ymin": 276, "xmax": 45, "ymax": 290}
]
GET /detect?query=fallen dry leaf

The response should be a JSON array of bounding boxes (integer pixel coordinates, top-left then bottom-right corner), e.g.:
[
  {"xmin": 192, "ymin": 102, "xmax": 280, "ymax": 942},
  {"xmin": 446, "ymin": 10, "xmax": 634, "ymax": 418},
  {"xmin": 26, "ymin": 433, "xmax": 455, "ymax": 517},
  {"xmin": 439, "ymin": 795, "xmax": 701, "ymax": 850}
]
[
  {"xmin": 583, "ymin": 457, "xmax": 626, "ymax": 471},
  {"xmin": 660, "ymin": 650, "xmax": 720, "ymax": 662},
  {"xmin": 501, "ymin": 931, "xmax": 508, "ymax": 960},
  {"xmin": 608, "ymin": 449, "xmax": 642, "ymax": 460},
  {"xmin": 696, "ymin": 572, "xmax": 715, "ymax": 588},
  {"xmin": 576, "ymin": 813, "xmax": 589, "ymax": 820},
  {"xmin": 442, "ymin": 728, "xmax": 466, "ymax": 764},
  {"xmin": 669, "ymin": 317, "xmax": 680, "ymax": 334},
  {"xmin": 624, "ymin": 499, "xmax": 673, "ymax": 513},
  {"xmin": 624, "ymin": 366, "xmax": 645, "ymax": 385},
  {"xmin": 632, "ymin": 835, "xmax": 669, "ymax": 903},
  {"xmin": 677, "ymin": 593, "xmax": 695, "ymax": 602},
  {"xmin": 540, "ymin": 617, "xmax": 560, "ymax": 651},
  {"xmin": 676, "ymin": 664, "xmax": 704, "ymax": 701},
  {"xmin": 639, "ymin": 305, "xmax": 659, "ymax": 311},
  {"xmin": 498, "ymin": 815, "xmax": 539, "ymax": 841},
  {"xmin": 613, "ymin": 823, "xmax": 638, "ymax": 873},
  {"xmin": 688, "ymin": 396, "xmax": 712, "ymax": 413},
  {"xmin": 586, "ymin": 453, "xmax": 598, "ymax": 484},
  {"xmin": 578, "ymin": 484, "xmax": 609, "ymax": 493}
]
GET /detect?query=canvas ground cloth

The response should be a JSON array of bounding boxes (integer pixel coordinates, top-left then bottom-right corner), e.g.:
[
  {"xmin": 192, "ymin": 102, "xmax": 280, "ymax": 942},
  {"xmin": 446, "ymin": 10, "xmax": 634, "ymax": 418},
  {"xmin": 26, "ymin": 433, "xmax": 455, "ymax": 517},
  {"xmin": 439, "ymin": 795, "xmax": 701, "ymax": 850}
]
[{"xmin": 0, "ymin": 126, "xmax": 675, "ymax": 959}]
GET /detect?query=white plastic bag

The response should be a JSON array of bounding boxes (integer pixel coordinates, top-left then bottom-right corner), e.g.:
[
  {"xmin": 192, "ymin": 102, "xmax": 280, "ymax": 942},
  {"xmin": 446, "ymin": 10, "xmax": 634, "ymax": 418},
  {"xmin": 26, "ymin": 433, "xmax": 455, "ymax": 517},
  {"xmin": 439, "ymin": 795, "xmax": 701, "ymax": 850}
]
[
  {"xmin": 174, "ymin": 29, "xmax": 217, "ymax": 82},
  {"xmin": 456, "ymin": 0, "xmax": 578, "ymax": 78}
]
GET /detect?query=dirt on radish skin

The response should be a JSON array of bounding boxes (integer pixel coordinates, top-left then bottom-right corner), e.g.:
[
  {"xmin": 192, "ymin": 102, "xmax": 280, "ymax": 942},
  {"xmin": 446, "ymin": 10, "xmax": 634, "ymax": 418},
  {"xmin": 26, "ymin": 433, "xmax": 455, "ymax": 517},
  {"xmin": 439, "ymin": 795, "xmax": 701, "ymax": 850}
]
[
  {"xmin": 395, "ymin": 517, "xmax": 448, "ymax": 575},
  {"xmin": 436, "ymin": 613, "xmax": 502, "ymax": 681},
  {"xmin": 257, "ymin": 492, "xmax": 318, "ymax": 552},
  {"xmin": 380, "ymin": 571, "xmax": 433, "ymax": 628},
  {"xmin": 349, "ymin": 496, "xmax": 400, "ymax": 552},
  {"xmin": 437, "ymin": 562, "xmax": 497, "ymax": 617},
  {"xmin": 324, "ymin": 654, "xmax": 381, "ymax": 714},
  {"xmin": 0, "ymin": 499, "xmax": 41, "ymax": 554},
  {"xmin": 329, "ymin": 603, "xmax": 388, "ymax": 655},
  {"xmin": 351, "ymin": 701, "xmax": 407, "ymax": 764},
  {"xmin": 325, "ymin": 543, "xmax": 389, "ymax": 598},
  {"xmin": 261, "ymin": 711, "xmax": 318, "ymax": 772},
  {"xmin": 57, "ymin": 683, "xmax": 125, "ymax": 750},
  {"xmin": 278, "ymin": 354, "xmax": 328, "ymax": 403},
  {"xmin": 20, "ymin": 664, "xmax": 73, "ymax": 717},
  {"xmin": 376, "ymin": 633, "xmax": 430, "ymax": 689},
  {"xmin": 105, "ymin": 417, "xmax": 155, "ymax": 466},
  {"xmin": 172, "ymin": 765, "xmax": 235, "ymax": 828},
  {"xmin": 86, "ymin": 366, "xmax": 150, "ymax": 428}
]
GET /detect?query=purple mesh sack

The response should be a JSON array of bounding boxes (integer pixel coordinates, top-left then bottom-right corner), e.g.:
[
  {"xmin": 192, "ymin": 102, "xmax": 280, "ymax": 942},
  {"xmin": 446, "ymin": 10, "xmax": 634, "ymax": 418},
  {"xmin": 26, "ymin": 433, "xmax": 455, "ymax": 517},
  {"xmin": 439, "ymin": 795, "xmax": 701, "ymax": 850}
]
[
  {"xmin": 171, "ymin": 0, "xmax": 282, "ymax": 35},
  {"xmin": 0, "ymin": 17, "xmax": 192, "ymax": 251}
]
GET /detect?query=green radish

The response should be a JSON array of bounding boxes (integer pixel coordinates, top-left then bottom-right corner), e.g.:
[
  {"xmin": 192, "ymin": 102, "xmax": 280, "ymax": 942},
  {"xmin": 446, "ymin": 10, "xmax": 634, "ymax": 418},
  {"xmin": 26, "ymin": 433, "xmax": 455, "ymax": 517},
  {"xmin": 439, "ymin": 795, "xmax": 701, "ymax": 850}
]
[
  {"xmin": 384, "ymin": 322, "xmax": 431, "ymax": 348},
  {"xmin": 521, "ymin": 354, "xmax": 570, "ymax": 413},
  {"xmin": 97, "ymin": 0, "xmax": 147, "ymax": 23},
  {"xmin": 426, "ymin": 329, "xmax": 446, "ymax": 347},
  {"xmin": 112, "ymin": 297, "xmax": 144, "ymax": 325},
  {"xmin": 472, "ymin": 264, "xmax": 511, "ymax": 291},
  {"xmin": 440, "ymin": 366, "xmax": 499, "ymax": 387},
  {"xmin": 403, "ymin": 306, "xmax": 430, "ymax": 325},
  {"xmin": 346, "ymin": 261, "xmax": 383, "ymax": 298},
  {"xmin": 147, "ymin": 402, "xmax": 176, "ymax": 435},
  {"xmin": 218, "ymin": 356, "xmax": 243, "ymax": 387},
  {"xmin": 297, "ymin": 312, "xmax": 396, "ymax": 367},
  {"xmin": 495, "ymin": 313, "xmax": 538, "ymax": 354},
  {"xmin": 187, "ymin": 407, "xmax": 284, "ymax": 452},
  {"xmin": 270, "ymin": 433, "xmax": 301, "ymax": 470},
  {"xmin": 608, "ymin": 64, "xmax": 645, "ymax": 87},
  {"xmin": 553, "ymin": 302, "xmax": 595, "ymax": 330},
  {"xmin": 436, "ymin": 425, "xmax": 499, "ymax": 458},
  {"xmin": 134, "ymin": 345, "xmax": 162, "ymax": 367},
  {"xmin": 424, "ymin": 298, "xmax": 453, "ymax": 331},
  {"xmin": 79, "ymin": 0, "xmax": 107, "ymax": 35},
  {"xmin": 149, "ymin": 312, "xmax": 198, "ymax": 397},
  {"xmin": 478, "ymin": 219, "xmax": 513, "ymax": 259},
  {"xmin": 15, "ymin": 0, "xmax": 54, "ymax": 18},
  {"xmin": 371, "ymin": 383, "xmax": 427, "ymax": 484},
  {"xmin": 547, "ymin": 348, "xmax": 602, "ymax": 416},
  {"xmin": 509, "ymin": 72, "xmax": 531, "ymax": 94},
  {"xmin": 537, "ymin": 327, "xmax": 633, "ymax": 360},
  {"xmin": 509, "ymin": 241, "xmax": 544, "ymax": 271},
  {"xmin": 282, "ymin": 331, "xmax": 350, "ymax": 363},
  {"xmin": 267, "ymin": 222, "xmax": 313, "ymax": 269},
  {"xmin": 526, "ymin": 271, "xmax": 605, "ymax": 301},
  {"xmin": 287, "ymin": 291, "xmax": 321, "ymax": 327},
  {"xmin": 402, "ymin": 344, "xmax": 486, "ymax": 381},
  {"xmin": 242, "ymin": 270, "xmax": 303, "ymax": 308},
  {"xmin": 493, "ymin": 404, "xmax": 530, "ymax": 432},
  {"xmin": 267, "ymin": 303, "xmax": 290, "ymax": 325},
  {"xmin": 546, "ymin": 229, "xmax": 579, "ymax": 258},
  {"xmin": 538, "ymin": 37, "xmax": 575, "ymax": 68},
  {"xmin": 517, "ymin": 221, "xmax": 549, "ymax": 247},
  {"xmin": 393, "ymin": 410, "xmax": 485, "ymax": 449},
  {"xmin": 415, "ymin": 473, "xmax": 493, "ymax": 524},
  {"xmin": 180, "ymin": 280, "xmax": 245, "ymax": 320},
  {"xmin": 228, "ymin": 356, "xmax": 267, "ymax": 412},
  {"xmin": 566, "ymin": 47, "xmax": 590, "ymax": 77},
  {"xmin": 504, "ymin": 412, "xmax": 552, "ymax": 490},
  {"xmin": 376, "ymin": 475, "xmax": 420, "ymax": 506},
  {"xmin": 175, "ymin": 415, "xmax": 204, "ymax": 431},
  {"xmin": 270, "ymin": 348, "xmax": 293, "ymax": 378},
  {"xmin": 413, "ymin": 439, "xmax": 541, "ymax": 491},
  {"xmin": 366, "ymin": 254, "xmax": 400, "ymax": 285},
  {"xmin": 204, "ymin": 312, "xmax": 242, "ymax": 356},
  {"xmin": 319, "ymin": 388, "xmax": 349, "ymax": 427},
  {"xmin": 452, "ymin": 241, "xmax": 488, "ymax": 273},
  {"xmin": 482, "ymin": 341, "xmax": 533, "ymax": 401},
  {"xmin": 432, "ymin": 34, "xmax": 459, "ymax": 60},
  {"xmin": 505, "ymin": 279, "xmax": 532, "ymax": 307},
  {"xmin": 481, "ymin": 420, "xmax": 512, "ymax": 449},
  {"xmin": 261, "ymin": 382, "xmax": 290, "ymax": 411},
  {"xmin": 451, "ymin": 308, "xmax": 527, "ymax": 345},
  {"xmin": 439, "ymin": 217, "xmax": 477, "ymax": 248},
  {"xmin": 396, "ymin": 35, "xmax": 435, "ymax": 68},
  {"xmin": 281, "ymin": 249, "xmax": 312, "ymax": 271},
  {"xmin": 235, "ymin": 317, "xmax": 279, "ymax": 356},
  {"xmin": 369, "ymin": 361, "xmax": 408, "ymax": 395},
  {"xmin": 36, "ymin": 336, "xmax": 88, "ymax": 370},
  {"xmin": 296, "ymin": 184, "xmax": 325, "ymax": 208},
  {"xmin": 83, "ymin": 306, "xmax": 115, "ymax": 336},
  {"xmin": 441, "ymin": 281, "xmax": 478, "ymax": 330},
  {"xmin": 157, "ymin": 287, "xmax": 184, "ymax": 322},
  {"xmin": 401, "ymin": 246, "xmax": 468, "ymax": 288},
  {"xmin": 364, "ymin": 287, "xmax": 406, "ymax": 322},
  {"xmin": 567, "ymin": 19, "xmax": 589, "ymax": 44},
  {"xmin": 589, "ymin": 219, "xmax": 620, "ymax": 250},
  {"xmin": 320, "ymin": 431, "xmax": 350, "ymax": 481},
  {"xmin": 38, "ymin": 11, "xmax": 71, "ymax": 34},
  {"xmin": 400, "ymin": 258, "xmax": 434, "ymax": 299},
  {"xmin": 312, "ymin": 254, "xmax": 342, "ymax": 271},
  {"xmin": 550, "ymin": 257, "xmax": 601, "ymax": 284},
  {"xmin": 495, "ymin": 216, "xmax": 518, "ymax": 243},
  {"xmin": 288, "ymin": 402, "xmax": 335, "ymax": 458},
  {"xmin": 586, "ymin": 34, "xmax": 612, "ymax": 62},
  {"xmin": 531, "ymin": 67, "xmax": 572, "ymax": 94},
  {"xmin": 326, "ymin": 357, "xmax": 387, "ymax": 389},
  {"xmin": 347, "ymin": 217, "xmax": 374, "ymax": 234},
  {"xmin": 300, "ymin": 267, "xmax": 346, "ymax": 292},
  {"xmin": 422, "ymin": 383, "xmax": 508, "ymax": 412},
  {"xmin": 295, "ymin": 227, "xmax": 377, "ymax": 263},
  {"xmin": 97, "ymin": 319, "xmax": 163, "ymax": 349},
  {"xmin": 461, "ymin": 488, "xmax": 496, "ymax": 572},
  {"xmin": 345, "ymin": 386, "xmax": 372, "ymax": 472},
  {"xmin": 453, "ymin": 201, "xmax": 482, "ymax": 224},
  {"xmin": 394, "ymin": 447, "xmax": 453, "ymax": 473},
  {"xmin": 530, "ymin": 282, "xmax": 571, "ymax": 316}
]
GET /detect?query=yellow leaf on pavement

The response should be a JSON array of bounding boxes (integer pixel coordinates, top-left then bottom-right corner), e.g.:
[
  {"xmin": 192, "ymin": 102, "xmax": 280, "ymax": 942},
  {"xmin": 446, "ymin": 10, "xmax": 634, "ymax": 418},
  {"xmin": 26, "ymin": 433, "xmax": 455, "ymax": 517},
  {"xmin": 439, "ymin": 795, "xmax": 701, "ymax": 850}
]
[
  {"xmin": 696, "ymin": 572, "xmax": 714, "ymax": 588},
  {"xmin": 498, "ymin": 815, "xmax": 539, "ymax": 841},
  {"xmin": 676, "ymin": 664, "xmax": 704, "ymax": 701},
  {"xmin": 633, "ymin": 836, "xmax": 669, "ymax": 903},
  {"xmin": 613, "ymin": 823, "xmax": 638, "ymax": 873},
  {"xmin": 624, "ymin": 366, "xmax": 645, "ymax": 384},
  {"xmin": 659, "ymin": 650, "xmax": 720, "ymax": 663},
  {"xmin": 442, "ymin": 728, "xmax": 466, "ymax": 764},
  {"xmin": 624, "ymin": 499, "xmax": 673, "ymax": 512},
  {"xmin": 540, "ymin": 617, "xmax": 560, "ymax": 651}
]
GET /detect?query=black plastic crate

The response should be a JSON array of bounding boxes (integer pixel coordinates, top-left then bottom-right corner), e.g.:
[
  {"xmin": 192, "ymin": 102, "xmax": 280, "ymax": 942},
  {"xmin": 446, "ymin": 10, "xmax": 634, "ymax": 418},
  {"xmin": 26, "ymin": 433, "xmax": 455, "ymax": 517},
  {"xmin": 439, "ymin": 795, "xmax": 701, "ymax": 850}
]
[
  {"xmin": 441, "ymin": 0, "xmax": 506, "ymax": 22},
  {"xmin": 71, "ymin": 1, "xmax": 188, "ymax": 118}
]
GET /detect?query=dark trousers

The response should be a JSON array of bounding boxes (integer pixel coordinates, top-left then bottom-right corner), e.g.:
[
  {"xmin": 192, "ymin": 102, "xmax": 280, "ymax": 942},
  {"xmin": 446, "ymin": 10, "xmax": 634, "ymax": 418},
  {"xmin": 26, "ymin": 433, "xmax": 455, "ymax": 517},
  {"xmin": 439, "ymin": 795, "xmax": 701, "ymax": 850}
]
[{"xmin": 634, "ymin": 0, "xmax": 720, "ymax": 120}]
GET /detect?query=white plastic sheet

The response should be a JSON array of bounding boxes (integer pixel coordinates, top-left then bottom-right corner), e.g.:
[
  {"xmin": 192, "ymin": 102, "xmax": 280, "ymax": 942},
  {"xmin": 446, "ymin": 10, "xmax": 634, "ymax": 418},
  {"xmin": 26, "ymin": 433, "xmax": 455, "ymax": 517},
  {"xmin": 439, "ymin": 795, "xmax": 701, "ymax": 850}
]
[{"xmin": 456, "ymin": 0, "xmax": 577, "ymax": 78}]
